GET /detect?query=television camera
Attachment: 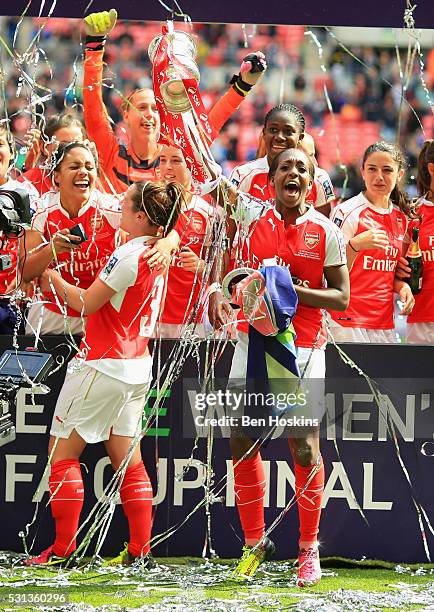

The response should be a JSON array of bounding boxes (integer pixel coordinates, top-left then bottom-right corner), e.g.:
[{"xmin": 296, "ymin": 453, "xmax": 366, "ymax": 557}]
[
  {"xmin": 0, "ymin": 349, "xmax": 54, "ymax": 448},
  {"xmin": 0, "ymin": 188, "xmax": 31, "ymax": 272}
]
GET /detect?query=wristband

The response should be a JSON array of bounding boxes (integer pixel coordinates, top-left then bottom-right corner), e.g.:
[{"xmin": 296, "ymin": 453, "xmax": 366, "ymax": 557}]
[
  {"xmin": 85, "ymin": 35, "xmax": 106, "ymax": 52},
  {"xmin": 229, "ymin": 74, "xmax": 253, "ymax": 97},
  {"xmin": 348, "ymin": 240, "xmax": 359, "ymax": 253},
  {"xmin": 208, "ymin": 282, "xmax": 223, "ymax": 297}
]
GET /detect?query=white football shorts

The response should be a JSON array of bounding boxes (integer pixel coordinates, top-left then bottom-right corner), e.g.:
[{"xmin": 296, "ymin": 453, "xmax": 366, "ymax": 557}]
[{"xmin": 50, "ymin": 364, "xmax": 150, "ymax": 444}]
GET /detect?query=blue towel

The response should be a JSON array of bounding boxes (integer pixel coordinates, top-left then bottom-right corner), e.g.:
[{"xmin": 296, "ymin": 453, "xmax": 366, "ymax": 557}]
[{"xmin": 244, "ymin": 264, "xmax": 300, "ymax": 416}]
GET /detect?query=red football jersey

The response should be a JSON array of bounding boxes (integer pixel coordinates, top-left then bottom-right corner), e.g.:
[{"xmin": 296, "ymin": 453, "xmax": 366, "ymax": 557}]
[
  {"xmin": 31, "ymin": 190, "xmax": 121, "ymax": 316},
  {"xmin": 230, "ymin": 156, "xmax": 334, "ymax": 208},
  {"xmin": 330, "ymin": 192, "xmax": 408, "ymax": 329},
  {"xmin": 407, "ymin": 199, "xmax": 434, "ymax": 323},
  {"xmin": 83, "ymin": 237, "xmax": 165, "ymax": 383},
  {"xmin": 234, "ymin": 198, "xmax": 346, "ymax": 347},
  {"xmin": 162, "ymin": 195, "xmax": 218, "ymax": 324},
  {"xmin": 230, "ymin": 157, "xmax": 274, "ymax": 201},
  {"xmin": 19, "ymin": 166, "xmax": 53, "ymax": 196}
]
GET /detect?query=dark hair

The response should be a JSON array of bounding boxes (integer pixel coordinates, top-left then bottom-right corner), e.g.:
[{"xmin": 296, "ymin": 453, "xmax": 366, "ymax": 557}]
[
  {"xmin": 417, "ymin": 140, "xmax": 434, "ymax": 198},
  {"xmin": 129, "ymin": 180, "xmax": 183, "ymax": 234},
  {"xmin": 51, "ymin": 142, "xmax": 98, "ymax": 187},
  {"xmin": 45, "ymin": 113, "xmax": 85, "ymax": 141},
  {"xmin": 52, "ymin": 142, "xmax": 97, "ymax": 172},
  {"xmin": 264, "ymin": 103, "xmax": 306, "ymax": 133},
  {"xmin": 268, "ymin": 148, "xmax": 315, "ymax": 181},
  {"xmin": 362, "ymin": 141, "xmax": 411, "ymax": 216}
]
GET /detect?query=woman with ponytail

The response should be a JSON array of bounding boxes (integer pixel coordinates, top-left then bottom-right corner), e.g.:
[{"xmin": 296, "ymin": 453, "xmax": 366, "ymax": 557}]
[
  {"xmin": 23, "ymin": 142, "xmax": 178, "ymax": 335},
  {"xmin": 329, "ymin": 141, "xmax": 415, "ymax": 342},
  {"xmin": 25, "ymin": 180, "xmax": 183, "ymax": 568},
  {"xmin": 397, "ymin": 140, "xmax": 434, "ymax": 343}
]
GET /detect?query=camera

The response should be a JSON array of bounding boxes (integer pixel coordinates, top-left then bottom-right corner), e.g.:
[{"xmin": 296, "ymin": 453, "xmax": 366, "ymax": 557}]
[
  {"xmin": 0, "ymin": 188, "xmax": 31, "ymax": 236},
  {"xmin": 0, "ymin": 349, "xmax": 54, "ymax": 448}
]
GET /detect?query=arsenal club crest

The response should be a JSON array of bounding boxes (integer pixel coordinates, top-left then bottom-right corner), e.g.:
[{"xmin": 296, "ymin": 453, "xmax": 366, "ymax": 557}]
[
  {"xmin": 190, "ymin": 216, "xmax": 205, "ymax": 234},
  {"xmin": 89, "ymin": 212, "xmax": 104, "ymax": 232},
  {"xmin": 304, "ymin": 231, "xmax": 320, "ymax": 249}
]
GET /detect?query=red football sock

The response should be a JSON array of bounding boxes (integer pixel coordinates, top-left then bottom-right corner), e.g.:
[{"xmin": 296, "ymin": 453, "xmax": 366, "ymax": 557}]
[
  {"xmin": 49, "ymin": 459, "xmax": 84, "ymax": 557},
  {"xmin": 120, "ymin": 461, "xmax": 153, "ymax": 557},
  {"xmin": 294, "ymin": 456, "xmax": 325, "ymax": 546},
  {"xmin": 233, "ymin": 454, "xmax": 266, "ymax": 545}
]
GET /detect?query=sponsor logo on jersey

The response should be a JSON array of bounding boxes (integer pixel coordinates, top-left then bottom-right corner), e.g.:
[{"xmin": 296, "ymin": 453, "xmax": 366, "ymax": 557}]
[
  {"xmin": 252, "ymin": 183, "xmax": 268, "ymax": 196},
  {"xmin": 334, "ymin": 217, "xmax": 343, "ymax": 227},
  {"xmin": 48, "ymin": 220, "xmax": 63, "ymax": 233},
  {"xmin": 267, "ymin": 217, "xmax": 276, "ymax": 231},
  {"xmin": 304, "ymin": 231, "xmax": 320, "ymax": 249},
  {"xmin": 231, "ymin": 178, "xmax": 240, "ymax": 187},
  {"xmin": 362, "ymin": 255, "xmax": 397, "ymax": 272},
  {"xmin": 103, "ymin": 255, "xmax": 118, "ymax": 275}
]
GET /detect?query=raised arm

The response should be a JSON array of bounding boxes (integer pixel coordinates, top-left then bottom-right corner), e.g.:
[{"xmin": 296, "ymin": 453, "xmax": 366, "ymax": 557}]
[
  {"xmin": 82, "ymin": 9, "xmax": 119, "ymax": 173},
  {"xmin": 208, "ymin": 52, "xmax": 267, "ymax": 136}
]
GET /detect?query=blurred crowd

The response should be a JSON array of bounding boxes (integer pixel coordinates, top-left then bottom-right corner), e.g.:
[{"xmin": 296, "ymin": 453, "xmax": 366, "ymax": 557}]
[{"xmin": 1, "ymin": 18, "xmax": 433, "ymax": 200}]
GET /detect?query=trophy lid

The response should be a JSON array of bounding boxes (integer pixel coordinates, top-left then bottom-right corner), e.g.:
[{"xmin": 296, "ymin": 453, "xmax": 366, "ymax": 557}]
[{"xmin": 148, "ymin": 30, "xmax": 197, "ymax": 62}]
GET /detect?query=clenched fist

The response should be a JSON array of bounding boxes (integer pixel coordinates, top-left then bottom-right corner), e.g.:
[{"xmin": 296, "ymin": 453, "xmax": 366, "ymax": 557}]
[
  {"xmin": 239, "ymin": 51, "xmax": 267, "ymax": 86},
  {"xmin": 84, "ymin": 9, "xmax": 118, "ymax": 37}
]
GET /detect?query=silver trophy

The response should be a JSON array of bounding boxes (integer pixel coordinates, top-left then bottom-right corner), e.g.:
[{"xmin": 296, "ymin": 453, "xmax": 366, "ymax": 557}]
[{"xmin": 148, "ymin": 30, "xmax": 200, "ymax": 114}]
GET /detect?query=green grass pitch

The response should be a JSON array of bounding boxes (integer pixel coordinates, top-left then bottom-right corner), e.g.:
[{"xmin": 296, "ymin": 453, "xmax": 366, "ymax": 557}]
[{"xmin": 0, "ymin": 557, "xmax": 433, "ymax": 610}]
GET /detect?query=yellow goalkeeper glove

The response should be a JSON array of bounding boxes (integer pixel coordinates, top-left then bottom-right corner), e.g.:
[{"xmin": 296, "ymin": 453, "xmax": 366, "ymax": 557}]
[{"xmin": 84, "ymin": 8, "xmax": 117, "ymax": 37}]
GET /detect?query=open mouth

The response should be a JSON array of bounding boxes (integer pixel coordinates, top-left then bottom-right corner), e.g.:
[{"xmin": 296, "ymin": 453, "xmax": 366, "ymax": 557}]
[
  {"xmin": 284, "ymin": 181, "xmax": 300, "ymax": 196},
  {"xmin": 74, "ymin": 180, "xmax": 90, "ymax": 189}
]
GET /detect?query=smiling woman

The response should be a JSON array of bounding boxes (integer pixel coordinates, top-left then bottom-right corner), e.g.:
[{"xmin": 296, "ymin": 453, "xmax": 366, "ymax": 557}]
[
  {"xmin": 329, "ymin": 141, "xmax": 414, "ymax": 343},
  {"xmin": 23, "ymin": 142, "xmax": 122, "ymax": 335},
  {"xmin": 230, "ymin": 104, "xmax": 305, "ymax": 201},
  {"xmin": 158, "ymin": 144, "xmax": 219, "ymax": 335},
  {"xmin": 82, "ymin": 10, "xmax": 267, "ymax": 194},
  {"xmin": 19, "ymin": 114, "xmax": 87, "ymax": 195},
  {"xmin": 24, "ymin": 180, "xmax": 183, "ymax": 569},
  {"xmin": 229, "ymin": 105, "xmax": 336, "ymax": 214},
  {"xmin": 207, "ymin": 147, "xmax": 349, "ymax": 586}
]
